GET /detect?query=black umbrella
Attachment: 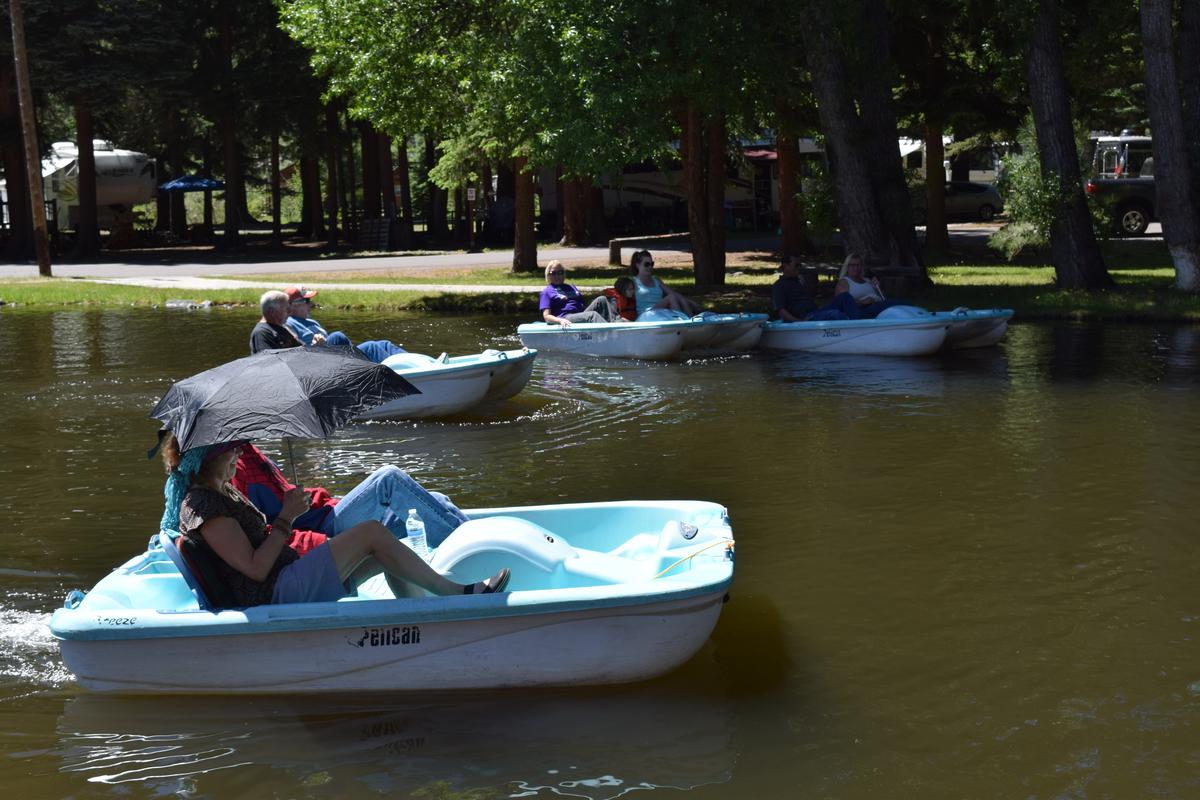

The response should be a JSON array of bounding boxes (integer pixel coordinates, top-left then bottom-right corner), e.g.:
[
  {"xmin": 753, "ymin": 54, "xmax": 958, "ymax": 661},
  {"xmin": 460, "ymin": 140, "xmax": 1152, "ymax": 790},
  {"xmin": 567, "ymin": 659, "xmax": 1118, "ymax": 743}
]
[{"xmin": 150, "ymin": 347, "xmax": 419, "ymax": 452}]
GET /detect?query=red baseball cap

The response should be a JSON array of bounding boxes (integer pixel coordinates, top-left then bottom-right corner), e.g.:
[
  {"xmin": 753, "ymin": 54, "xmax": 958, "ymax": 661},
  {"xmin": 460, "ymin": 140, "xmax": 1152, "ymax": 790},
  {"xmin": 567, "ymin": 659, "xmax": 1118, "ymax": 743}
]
[{"xmin": 285, "ymin": 285, "xmax": 317, "ymax": 302}]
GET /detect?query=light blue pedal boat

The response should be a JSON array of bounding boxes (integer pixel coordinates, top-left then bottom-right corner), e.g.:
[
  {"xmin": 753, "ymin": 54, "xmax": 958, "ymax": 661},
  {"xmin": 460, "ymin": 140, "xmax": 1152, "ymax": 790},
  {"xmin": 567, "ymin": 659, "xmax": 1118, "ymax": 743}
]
[
  {"xmin": 49, "ymin": 500, "xmax": 735, "ymax": 694},
  {"xmin": 931, "ymin": 307, "xmax": 1014, "ymax": 349},
  {"xmin": 361, "ymin": 347, "xmax": 537, "ymax": 419},
  {"xmin": 517, "ymin": 312, "xmax": 767, "ymax": 360}
]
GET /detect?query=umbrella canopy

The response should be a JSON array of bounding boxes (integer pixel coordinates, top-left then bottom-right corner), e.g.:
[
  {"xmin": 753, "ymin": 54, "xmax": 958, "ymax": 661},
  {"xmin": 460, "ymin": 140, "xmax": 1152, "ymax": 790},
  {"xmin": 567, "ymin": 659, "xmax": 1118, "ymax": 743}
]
[
  {"xmin": 158, "ymin": 175, "xmax": 226, "ymax": 193},
  {"xmin": 150, "ymin": 347, "xmax": 419, "ymax": 452}
]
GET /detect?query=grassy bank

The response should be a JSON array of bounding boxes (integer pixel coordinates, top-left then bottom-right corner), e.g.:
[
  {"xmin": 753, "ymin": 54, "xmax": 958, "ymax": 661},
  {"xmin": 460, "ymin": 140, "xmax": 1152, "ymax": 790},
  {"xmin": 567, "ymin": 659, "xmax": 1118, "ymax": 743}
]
[{"xmin": 3, "ymin": 259, "xmax": 1199, "ymax": 321}]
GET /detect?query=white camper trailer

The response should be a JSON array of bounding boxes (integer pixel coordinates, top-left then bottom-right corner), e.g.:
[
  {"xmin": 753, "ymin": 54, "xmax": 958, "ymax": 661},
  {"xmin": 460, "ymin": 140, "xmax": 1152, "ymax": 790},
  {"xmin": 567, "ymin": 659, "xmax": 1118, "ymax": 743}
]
[{"xmin": 1, "ymin": 140, "xmax": 156, "ymax": 230}]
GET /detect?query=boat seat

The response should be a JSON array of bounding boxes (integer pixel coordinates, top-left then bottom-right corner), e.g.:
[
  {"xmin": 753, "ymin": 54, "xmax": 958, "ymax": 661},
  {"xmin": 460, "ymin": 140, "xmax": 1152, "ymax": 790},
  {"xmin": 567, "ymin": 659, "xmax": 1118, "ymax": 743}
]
[{"xmin": 157, "ymin": 531, "xmax": 238, "ymax": 611}]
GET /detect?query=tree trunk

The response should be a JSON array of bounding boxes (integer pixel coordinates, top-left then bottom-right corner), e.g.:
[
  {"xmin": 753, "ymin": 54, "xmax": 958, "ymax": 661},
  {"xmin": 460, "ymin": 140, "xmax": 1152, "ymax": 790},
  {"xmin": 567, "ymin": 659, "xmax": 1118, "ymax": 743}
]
[
  {"xmin": 299, "ymin": 153, "xmax": 324, "ymax": 239},
  {"xmin": 202, "ymin": 139, "xmax": 214, "ymax": 233},
  {"xmin": 1026, "ymin": 0, "xmax": 1112, "ymax": 290},
  {"xmin": 72, "ymin": 103, "xmax": 100, "ymax": 256},
  {"xmin": 0, "ymin": 63, "xmax": 32, "ymax": 261},
  {"xmin": 270, "ymin": 130, "xmax": 282, "ymax": 247},
  {"xmin": 858, "ymin": 0, "xmax": 923, "ymax": 274},
  {"xmin": 776, "ymin": 127, "xmax": 811, "ymax": 255},
  {"xmin": 587, "ymin": 184, "xmax": 609, "ymax": 245},
  {"xmin": 424, "ymin": 133, "xmax": 447, "ymax": 239},
  {"xmin": 453, "ymin": 187, "xmax": 468, "ymax": 243},
  {"xmin": 561, "ymin": 176, "xmax": 590, "ymax": 245},
  {"xmin": 379, "ymin": 133, "xmax": 396, "ymax": 219},
  {"xmin": 218, "ymin": 2, "xmax": 240, "ymax": 248},
  {"xmin": 396, "ymin": 135, "xmax": 413, "ymax": 246},
  {"xmin": 800, "ymin": 1, "xmax": 890, "ymax": 264},
  {"xmin": 9, "ymin": 0, "xmax": 49, "ymax": 273},
  {"xmin": 922, "ymin": 23, "xmax": 949, "ymax": 256},
  {"xmin": 167, "ymin": 112, "xmax": 187, "ymax": 238},
  {"xmin": 325, "ymin": 105, "xmax": 341, "ymax": 246},
  {"xmin": 1141, "ymin": 0, "xmax": 1200, "ymax": 290},
  {"xmin": 360, "ymin": 124, "xmax": 380, "ymax": 218},
  {"xmin": 342, "ymin": 112, "xmax": 355, "ymax": 238},
  {"xmin": 512, "ymin": 155, "xmax": 538, "ymax": 272},
  {"xmin": 154, "ymin": 151, "xmax": 170, "ymax": 232},
  {"xmin": 681, "ymin": 105, "xmax": 726, "ymax": 285},
  {"xmin": 923, "ymin": 121, "xmax": 948, "ymax": 254},
  {"xmin": 1178, "ymin": 0, "xmax": 1200, "ymax": 215}
]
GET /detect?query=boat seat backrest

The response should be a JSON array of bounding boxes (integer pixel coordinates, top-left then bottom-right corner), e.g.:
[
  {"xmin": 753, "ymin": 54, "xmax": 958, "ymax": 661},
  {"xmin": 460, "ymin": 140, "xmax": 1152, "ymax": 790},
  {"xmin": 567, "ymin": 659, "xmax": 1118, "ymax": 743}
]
[{"xmin": 158, "ymin": 531, "xmax": 239, "ymax": 610}]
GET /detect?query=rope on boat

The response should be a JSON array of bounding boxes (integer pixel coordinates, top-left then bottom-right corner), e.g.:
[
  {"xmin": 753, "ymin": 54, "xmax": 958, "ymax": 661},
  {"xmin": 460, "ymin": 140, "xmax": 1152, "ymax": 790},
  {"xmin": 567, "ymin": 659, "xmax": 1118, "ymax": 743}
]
[{"xmin": 652, "ymin": 538, "xmax": 735, "ymax": 580}]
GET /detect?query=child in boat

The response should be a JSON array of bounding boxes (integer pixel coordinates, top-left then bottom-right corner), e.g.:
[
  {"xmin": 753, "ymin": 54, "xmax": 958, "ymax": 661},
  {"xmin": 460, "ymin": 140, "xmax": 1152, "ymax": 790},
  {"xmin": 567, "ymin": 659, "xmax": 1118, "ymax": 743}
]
[
  {"xmin": 602, "ymin": 276, "xmax": 639, "ymax": 321},
  {"xmin": 160, "ymin": 434, "xmax": 510, "ymax": 607}
]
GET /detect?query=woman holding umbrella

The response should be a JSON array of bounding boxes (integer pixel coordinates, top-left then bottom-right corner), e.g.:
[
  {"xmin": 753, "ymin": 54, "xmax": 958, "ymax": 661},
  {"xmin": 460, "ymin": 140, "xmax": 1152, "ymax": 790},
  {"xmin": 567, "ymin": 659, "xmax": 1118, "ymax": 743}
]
[{"xmin": 160, "ymin": 434, "xmax": 511, "ymax": 606}]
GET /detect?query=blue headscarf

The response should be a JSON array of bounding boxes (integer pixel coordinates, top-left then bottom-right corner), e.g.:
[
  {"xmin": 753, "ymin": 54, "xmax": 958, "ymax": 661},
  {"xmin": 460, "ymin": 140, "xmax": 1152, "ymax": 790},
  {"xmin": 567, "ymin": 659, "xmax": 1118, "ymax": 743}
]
[{"xmin": 160, "ymin": 445, "xmax": 212, "ymax": 533}]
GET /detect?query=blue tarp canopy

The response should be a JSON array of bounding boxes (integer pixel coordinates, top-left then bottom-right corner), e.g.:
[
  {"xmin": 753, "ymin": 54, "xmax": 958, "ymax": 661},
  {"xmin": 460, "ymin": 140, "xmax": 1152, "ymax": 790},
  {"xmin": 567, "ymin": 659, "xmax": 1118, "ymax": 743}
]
[{"xmin": 158, "ymin": 175, "xmax": 225, "ymax": 193}]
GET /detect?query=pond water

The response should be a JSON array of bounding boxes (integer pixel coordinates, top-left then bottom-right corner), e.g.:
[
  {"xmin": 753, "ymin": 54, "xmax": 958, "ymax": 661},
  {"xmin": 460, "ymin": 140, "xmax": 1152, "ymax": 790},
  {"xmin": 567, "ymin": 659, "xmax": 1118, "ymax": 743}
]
[{"xmin": 1, "ymin": 306, "xmax": 1199, "ymax": 799}]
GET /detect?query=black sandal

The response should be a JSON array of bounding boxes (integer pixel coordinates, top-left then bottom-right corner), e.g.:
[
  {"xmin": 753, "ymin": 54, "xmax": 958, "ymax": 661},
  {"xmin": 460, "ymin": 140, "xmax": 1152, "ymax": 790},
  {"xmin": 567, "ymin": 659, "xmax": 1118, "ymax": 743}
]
[{"xmin": 464, "ymin": 567, "xmax": 511, "ymax": 595}]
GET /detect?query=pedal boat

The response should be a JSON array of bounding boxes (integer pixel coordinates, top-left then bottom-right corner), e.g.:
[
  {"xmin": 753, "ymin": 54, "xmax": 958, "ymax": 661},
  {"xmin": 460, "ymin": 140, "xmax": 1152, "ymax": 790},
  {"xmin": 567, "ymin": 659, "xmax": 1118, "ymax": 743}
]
[
  {"xmin": 517, "ymin": 320, "xmax": 690, "ymax": 360},
  {"xmin": 49, "ymin": 500, "xmax": 735, "ymax": 694},
  {"xmin": 361, "ymin": 347, "xmax": 537, "ymax": 419},
  {"xmin": 931, "ymin": 308, "xmax": 1014, "ymax": 349},
  {"xmin": 760, "ymin": 306, "xmax": 949, "ymax": 356},
  {"xmin": 688, "ymin": 312, "xmax": 768, "ymax": 352}
]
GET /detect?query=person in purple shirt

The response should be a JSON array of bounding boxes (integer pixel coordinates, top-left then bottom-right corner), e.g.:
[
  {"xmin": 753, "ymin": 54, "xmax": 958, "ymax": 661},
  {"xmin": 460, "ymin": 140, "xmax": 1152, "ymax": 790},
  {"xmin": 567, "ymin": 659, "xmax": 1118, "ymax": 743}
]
[{"xmin": 538, "ymin": 261, "xmax": 619, "ymax": 326}]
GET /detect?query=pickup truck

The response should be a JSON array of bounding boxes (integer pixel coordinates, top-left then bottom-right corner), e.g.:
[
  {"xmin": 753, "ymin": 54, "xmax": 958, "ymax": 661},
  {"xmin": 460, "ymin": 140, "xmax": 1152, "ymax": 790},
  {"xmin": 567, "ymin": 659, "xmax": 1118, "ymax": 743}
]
[{"xmin": 1085, "ymin": 133, "xmax": 1156, "ymax": 236}]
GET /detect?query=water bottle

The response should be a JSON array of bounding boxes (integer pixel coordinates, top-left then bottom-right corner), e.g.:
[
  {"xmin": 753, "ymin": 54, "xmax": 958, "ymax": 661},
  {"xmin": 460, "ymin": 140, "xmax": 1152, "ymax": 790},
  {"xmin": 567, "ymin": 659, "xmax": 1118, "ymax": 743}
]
[{"xmin": 404, "ymin": 508, "xmax": 429, "ymax": 560}]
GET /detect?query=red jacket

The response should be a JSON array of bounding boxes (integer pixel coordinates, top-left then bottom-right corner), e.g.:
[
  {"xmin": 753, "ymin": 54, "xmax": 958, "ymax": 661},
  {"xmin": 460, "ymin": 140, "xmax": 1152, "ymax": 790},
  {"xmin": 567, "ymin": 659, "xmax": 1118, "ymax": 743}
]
[
  {"xmin": 233, "ymin": 445, "xmax": 337, "ymax": 556},
  {"xmin": 604, "ymin": 288, "xmax": 638, "ymax": 321}
]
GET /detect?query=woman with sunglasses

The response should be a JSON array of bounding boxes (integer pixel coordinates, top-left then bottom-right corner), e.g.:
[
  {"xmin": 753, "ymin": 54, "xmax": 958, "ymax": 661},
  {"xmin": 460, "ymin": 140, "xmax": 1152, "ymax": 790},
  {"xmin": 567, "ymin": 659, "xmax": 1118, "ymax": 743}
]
[
  {"xmin": 630, "ymin": 250, "xmax": 701, "ymax": 317},
  {"xmin": 539, "ymin": 260, "xmax": 619, "ymax": 327}
]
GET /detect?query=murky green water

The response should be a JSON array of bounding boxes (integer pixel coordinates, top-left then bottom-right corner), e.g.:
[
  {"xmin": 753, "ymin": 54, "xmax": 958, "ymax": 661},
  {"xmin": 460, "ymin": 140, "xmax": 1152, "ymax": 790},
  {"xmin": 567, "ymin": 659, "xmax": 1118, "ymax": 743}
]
[{"xmin": 1, "ymin": 306, "xmax": 1199, "ymax": 798}]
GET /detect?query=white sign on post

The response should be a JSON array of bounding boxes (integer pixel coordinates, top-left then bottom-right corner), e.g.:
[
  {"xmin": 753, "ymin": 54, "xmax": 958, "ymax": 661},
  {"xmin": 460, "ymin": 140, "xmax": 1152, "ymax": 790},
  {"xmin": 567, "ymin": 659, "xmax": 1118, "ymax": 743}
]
[{"xmin": 466, "ymin": 187, "xmax": 477, "ymax": 201}]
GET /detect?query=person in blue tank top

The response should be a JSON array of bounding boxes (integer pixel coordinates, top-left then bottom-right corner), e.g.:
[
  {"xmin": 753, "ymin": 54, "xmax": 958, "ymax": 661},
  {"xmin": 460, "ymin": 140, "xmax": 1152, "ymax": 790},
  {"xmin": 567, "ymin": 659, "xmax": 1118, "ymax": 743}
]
[{"xmin": 630, "ymin": 250, "xmax": 702, "ymax": 317}]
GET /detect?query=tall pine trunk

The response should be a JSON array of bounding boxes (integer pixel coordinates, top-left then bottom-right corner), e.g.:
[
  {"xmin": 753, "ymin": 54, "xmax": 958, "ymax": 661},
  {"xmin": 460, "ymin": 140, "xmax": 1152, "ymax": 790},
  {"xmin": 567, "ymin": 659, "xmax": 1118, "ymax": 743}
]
[
  {"xmin": 167, "ymin": 112, "xmax": 187, "ymax": 238},
  {"xmin": 360, "ymin": 124, "xmax": 380, "ymax": 218},
  {"xmin": 561, "ymin": 176, "xmax": 591, "ymax": 246},
  {"xmin": 270, "ymin": 130, "xmax": 282, "ymax": 247},
  {"xmin": 1025, "ymin": 0, "xmax": 1112, "ymax": 290},
  {"xmin": 1141, "ymin": 0, "xmax": 1200, "ymax": 290},
  {"xmin": 1177, "ymin": 0, "xmax": 1200, "ymax": 218},
  {"xmin": 776, "ymin": 128, "xmax": 811, "ymax": 256},
  {"xmin": 922, "ymin": 24, "xmax": 949, "ymax": 256},
  {"xmin": 325, "ymin": 105, "xmax": 341, "ymax": 246},
  {"xmin": 1, "ymin": 64, "xmax": 32, "ymax": 261},
  {"xmin": 681, "ymin": 104, "xmax": 726, "ymax": 285},
  {"xmin": 218, "ymin": 3, "xmax": 241, "ymax": 247},
  {"xmin": 512, "ymin": 155, "xmax": 538, "ymax": 272},
  {"xmin": 73, "ymin": 103, "xmax": 100, "ymax": 257},
  {"xmin": 396, "ymin": 136, "xmax": 413, "ymax": 247},
  {"xmin": 424, "ymin": 133, "xmax": 447, "ymax": 240},
  {"xmin": 859, "ymin": 0, "xmax": 923, "ymax": 274}
]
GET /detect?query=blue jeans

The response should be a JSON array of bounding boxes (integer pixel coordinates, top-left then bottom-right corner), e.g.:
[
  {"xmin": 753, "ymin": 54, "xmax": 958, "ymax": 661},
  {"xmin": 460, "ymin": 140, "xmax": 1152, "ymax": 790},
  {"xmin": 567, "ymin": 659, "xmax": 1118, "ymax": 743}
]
[
  {"xmin": 810, "ymin": 293, "xmax": 906, "ymax": 321},
  {"xmin": 325, "ymin": 465, "xmax": 469, "ymax": 547},
  {"xmin": 324, "ymin": 332, "xmax": 406, "ymax": 364}
]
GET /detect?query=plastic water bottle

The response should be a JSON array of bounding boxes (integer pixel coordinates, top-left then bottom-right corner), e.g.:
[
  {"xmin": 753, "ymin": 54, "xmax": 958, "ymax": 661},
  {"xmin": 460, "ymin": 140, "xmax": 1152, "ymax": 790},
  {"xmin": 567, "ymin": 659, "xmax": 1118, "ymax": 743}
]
[{"xmin": 404, "ymin": 509, "xmax": 429, "ymax": 560}]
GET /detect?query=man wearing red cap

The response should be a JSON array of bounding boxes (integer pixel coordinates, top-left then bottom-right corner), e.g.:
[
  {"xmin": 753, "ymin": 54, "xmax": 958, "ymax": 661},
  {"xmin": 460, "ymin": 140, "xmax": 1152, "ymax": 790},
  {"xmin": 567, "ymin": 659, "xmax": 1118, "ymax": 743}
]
[{"xmin": 281, "ymin": 285, "xmax": 406, "ymax": 363}]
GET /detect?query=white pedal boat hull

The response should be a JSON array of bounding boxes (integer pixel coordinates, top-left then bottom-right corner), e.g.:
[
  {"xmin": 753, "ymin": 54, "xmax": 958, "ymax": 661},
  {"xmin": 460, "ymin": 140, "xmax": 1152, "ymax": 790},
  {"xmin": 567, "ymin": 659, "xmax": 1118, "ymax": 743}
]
[
  {"xmin": 518, "ymin": 321, "xmax": 688, "ymax": 360},
  {"xmin": 363, "ymin": 348, "xmax": 536, "ymax": 418},
  {"xmin": 932, "ymin": 308, "xmax": 1014, "ymax": 349},
  {"xmin": 51, "ymin": 500, "xmax": 734, "ymax": 694},
  {"xmin": 761, "ymin": 313, "xmax": 949, "ymax": 356}
]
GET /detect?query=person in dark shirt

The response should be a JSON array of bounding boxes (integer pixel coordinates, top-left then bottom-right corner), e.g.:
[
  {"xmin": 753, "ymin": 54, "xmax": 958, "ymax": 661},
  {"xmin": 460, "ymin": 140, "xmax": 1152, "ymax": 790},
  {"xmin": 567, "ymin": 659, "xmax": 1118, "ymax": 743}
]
[
  {"xmin": 250, "ymin": 290, "xmax": 303, "ymax": 354},
  {"xmin": 771, "ymin": 254, "xmax": 818, "ymax": 322}
]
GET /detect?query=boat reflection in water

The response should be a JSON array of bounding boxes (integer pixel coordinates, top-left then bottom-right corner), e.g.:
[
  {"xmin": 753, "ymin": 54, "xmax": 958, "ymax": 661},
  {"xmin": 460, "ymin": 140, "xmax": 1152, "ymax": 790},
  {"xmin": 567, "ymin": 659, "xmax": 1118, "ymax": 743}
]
[
  {"xmin": 768, "ymin": 346, "xmax": 1010, "ymax": 399},
  {"xmin": 56, "ymin": 685, "xmax": 734, "ymax": 798}
]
